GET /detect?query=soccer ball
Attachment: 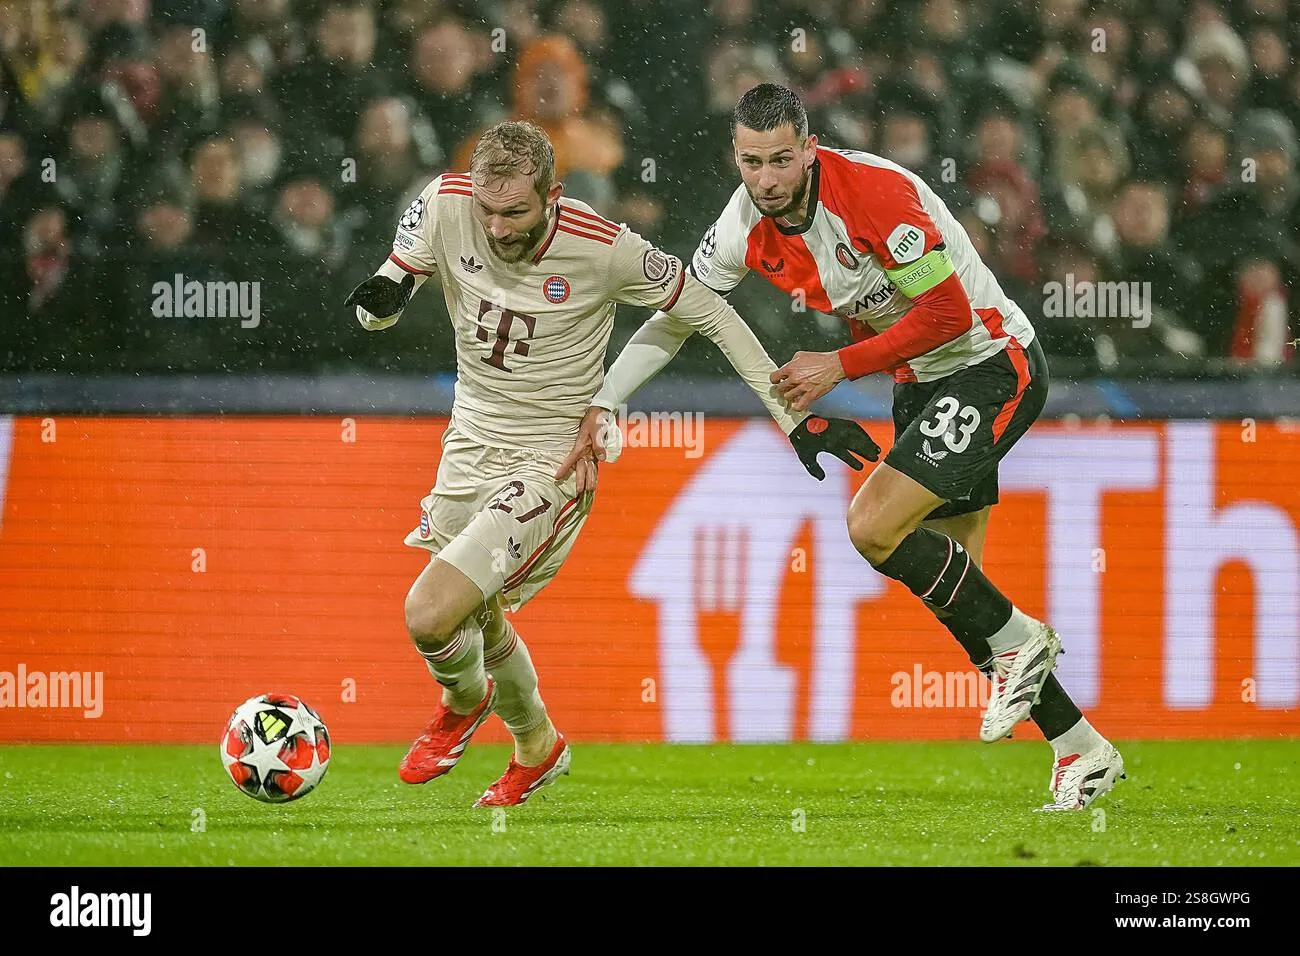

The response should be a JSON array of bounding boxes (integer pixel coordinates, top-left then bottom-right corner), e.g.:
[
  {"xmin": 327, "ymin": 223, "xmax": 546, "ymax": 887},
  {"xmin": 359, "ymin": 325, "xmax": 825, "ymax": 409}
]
[{"xmin": 220, "ymin": 693, "xmax": 331, "ymax": 803}]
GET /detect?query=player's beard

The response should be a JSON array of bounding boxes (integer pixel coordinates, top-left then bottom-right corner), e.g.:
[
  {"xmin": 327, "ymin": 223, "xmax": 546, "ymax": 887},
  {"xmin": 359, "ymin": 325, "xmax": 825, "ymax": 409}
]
[
  {"xmin": 747, "ymin": 169, "xmax": 811, "ymax": 222},
  {"xmin": 485, "ymin": 208, "xmax": 553, "ymax": 263}
]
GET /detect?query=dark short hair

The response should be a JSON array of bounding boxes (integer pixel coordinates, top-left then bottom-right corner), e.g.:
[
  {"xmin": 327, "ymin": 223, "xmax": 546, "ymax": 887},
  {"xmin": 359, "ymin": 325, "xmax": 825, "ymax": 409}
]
[{"xmin": 732, "ymin": 83, "xmax": 808, "ymax": 140}]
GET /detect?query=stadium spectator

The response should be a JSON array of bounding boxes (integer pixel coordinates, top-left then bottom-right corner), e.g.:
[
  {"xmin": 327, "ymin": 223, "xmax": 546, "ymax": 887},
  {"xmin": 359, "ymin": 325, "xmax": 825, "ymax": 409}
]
[
  {"xmin": 1177, "ymin": 114, "xmax": 1230, "ymax": 217},
  {"xmin": 1180, "ymin": 19, "xmax": 1251, "ymax": 127},
  {"xmin": 407, "ymin": 19, "xmax": 496, "ymax": 164},
  {"xmin": 1103, "ymin": 179, "xmax": 1206, "ymax": 360},
  {"xmin": 1044, "ymin": 119, "xmax": 1130, "ymax": 253},
  {"xmin": 1184, "ymin": 109, "xmax": 1299, "ymax": 362},
  {"xmin": 10, "ymin": 205, "xmax": 106, "ymax": 372},
  {"xmin": 453, "ymin": 34, "xmax": 624, "ymax": 205},
  {"xmin": 263, "ymin": 172, "xmax": 354, "ymax": 370},
  {"xmin": 1246, "ymin": 21, "xmax": 1292, "ymax": 114},
  {"xmin": 0, "ymin": 129, "xmax": 35, "ymax": 231},
  {"xmin": 343, "ymin": 96, "xmax": 439, "ymax": 251},
  {"xmin": 274, "ymin": 1, "xmax": 388, "ymax": 158},
  {"xmin": 1130, "ymin": 77, "xmax": 1195, "ymax": 182},
  {"xmin": 50, "ymin": 87, "xmax": 139, "ymax": 244},
  {"xmin": 187, "ymin": 133, "xmax": 276, "ymax": 259},
  {"xmin": 153, "ymin": 22, "xmax": 221, "ymax": 157}
]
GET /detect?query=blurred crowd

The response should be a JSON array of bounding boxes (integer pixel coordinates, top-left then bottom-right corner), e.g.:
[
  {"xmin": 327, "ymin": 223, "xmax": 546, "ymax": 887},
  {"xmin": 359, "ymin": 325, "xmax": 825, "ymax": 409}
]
[{"xmin": 1, "ymin": 0, "xmax": 1298, "ymax": 376}]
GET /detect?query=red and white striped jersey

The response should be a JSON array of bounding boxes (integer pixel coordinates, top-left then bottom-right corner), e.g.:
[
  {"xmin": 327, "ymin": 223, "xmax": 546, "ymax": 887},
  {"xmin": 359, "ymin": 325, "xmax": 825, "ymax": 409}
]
[{"xmin": 689, "ymin": 146, "xmax": 1036, "ymax": 383}]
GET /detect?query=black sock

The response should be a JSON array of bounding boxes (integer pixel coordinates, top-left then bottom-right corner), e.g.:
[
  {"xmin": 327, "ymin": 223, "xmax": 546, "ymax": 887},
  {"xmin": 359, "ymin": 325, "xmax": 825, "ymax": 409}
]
[
  {"xmin": 874, "ymin": 528, "xmax": 1013, "ymax": 667},
  {"xmin": 1030, "ymin": 674, "xmax": 1083, "ymax": 739}
]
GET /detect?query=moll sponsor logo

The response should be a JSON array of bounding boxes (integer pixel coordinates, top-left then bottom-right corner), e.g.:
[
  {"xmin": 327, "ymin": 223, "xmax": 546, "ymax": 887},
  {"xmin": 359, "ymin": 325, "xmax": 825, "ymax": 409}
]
[{"xmin": 836, "ymin": 281, "xmax": 898, "ymax": 317}]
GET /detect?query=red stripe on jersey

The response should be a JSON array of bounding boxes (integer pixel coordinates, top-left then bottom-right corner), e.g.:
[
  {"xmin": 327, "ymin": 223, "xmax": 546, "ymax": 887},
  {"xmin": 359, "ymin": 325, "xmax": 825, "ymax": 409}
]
[
  {"xmin": 560, "ymin": 207, "xmax": 619, "ymax": 235},
  {"xmin": 442, "ymin": 173, "xmax": 471, "ymax": 181},
  {"xmin": 815, "ymin": 148, "xmax": 942, "ymax": 269},
  {"xmin": 503, "ymin": 497, "xmax": 582, "ymax": 590},
  {"xmin": 438, "ymin": 188, "xmax": 472, "ymax": 196},
  {"xmin": 388, "ymin": 252, "xmax": 434, "ymax": 276},
  {"xmin": 660, "ymin": 268, "xmax": 687, "ymax": 312},
  {"xmin": 977, "ymin": 307, "xmax": 1021, "ymax": 348},
  {"xmin": 991, "ymin": 345, "xmax": 1031, "ymax": 443},
  {"xmin": 531, "ymin": 208, "xmax": 562, "ymax": 263},
  {"xmin": 557, "ymin": 225, "xmax": 615, "ymax": 245},
  {"xmin": 558, "ymin": 216, "xmax": 619, "ymax": 242},
  {"xmin": 744, "ymin": 219, "xmax": 833, "ymax": 312}
]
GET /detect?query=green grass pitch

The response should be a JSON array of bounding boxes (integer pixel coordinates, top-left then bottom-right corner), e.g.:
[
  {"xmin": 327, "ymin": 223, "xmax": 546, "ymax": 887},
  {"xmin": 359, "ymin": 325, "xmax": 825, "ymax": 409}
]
[{"xmin": 1, "ymin": 741, "xmax": 1296, "ymax": 866}]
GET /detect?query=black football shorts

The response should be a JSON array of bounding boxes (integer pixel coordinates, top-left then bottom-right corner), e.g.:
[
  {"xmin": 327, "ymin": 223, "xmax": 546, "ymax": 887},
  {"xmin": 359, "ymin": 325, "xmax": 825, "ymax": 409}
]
[{"xmin": 886, "ymin": 337, "xmax": 1049, "ymax": 520}]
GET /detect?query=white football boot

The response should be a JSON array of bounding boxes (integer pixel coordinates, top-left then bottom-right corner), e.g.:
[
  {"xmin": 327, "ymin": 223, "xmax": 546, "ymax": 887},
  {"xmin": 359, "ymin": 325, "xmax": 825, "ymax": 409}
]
[
  {"xmin": 1036, "ymin": 742, "xmax": 1126, "ymax": 811},
  {"xmin": 978, "ymin": 622, "xmax": 1062, "ymax": 742}
]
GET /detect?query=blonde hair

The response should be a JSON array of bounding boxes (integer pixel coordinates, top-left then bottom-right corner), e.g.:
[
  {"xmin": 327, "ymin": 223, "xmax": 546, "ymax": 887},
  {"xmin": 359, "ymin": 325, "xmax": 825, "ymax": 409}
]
[{"xmin": 469, "ymin": 120, "xmax": 556, "ymax": 197}]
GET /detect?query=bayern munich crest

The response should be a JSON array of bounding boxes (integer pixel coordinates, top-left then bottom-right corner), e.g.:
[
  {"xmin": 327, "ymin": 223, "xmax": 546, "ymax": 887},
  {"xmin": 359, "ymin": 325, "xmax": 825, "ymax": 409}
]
[
  {"xmin": 543, "ymin": 275, "xmax": 571, "ymax": 303},
  {"xmin": 418, "ymin": 510, "xmax": 431, "ymax": 539}
]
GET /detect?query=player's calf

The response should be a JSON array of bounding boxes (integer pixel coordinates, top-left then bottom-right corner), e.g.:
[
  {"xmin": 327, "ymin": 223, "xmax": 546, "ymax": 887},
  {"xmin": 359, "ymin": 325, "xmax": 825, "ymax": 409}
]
[
  {"xmin": 398, "ymin": 561, "xmax": 500, "ymax": 785},
  {"xmin": 405, "ymin": 560, "xmax": 495, "ymax": 718},
  {"xmin": 481, "ymin": 607, "xmax": 559, "ymax": 767}
]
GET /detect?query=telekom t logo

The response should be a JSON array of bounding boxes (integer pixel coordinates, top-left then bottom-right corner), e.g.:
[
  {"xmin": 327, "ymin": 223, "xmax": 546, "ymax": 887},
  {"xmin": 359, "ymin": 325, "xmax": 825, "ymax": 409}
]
[{"xmin": 475, "ymin": 299, "xmax": 537, "ymax": 372}]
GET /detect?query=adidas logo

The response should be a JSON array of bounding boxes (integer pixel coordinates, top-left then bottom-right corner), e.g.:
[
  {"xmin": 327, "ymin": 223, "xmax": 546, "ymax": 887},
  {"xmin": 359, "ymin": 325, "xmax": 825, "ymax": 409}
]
[
  {"xmin": 460, "ymin": 255, "xmax": 483, "ymax": 273},
  {"xmin": 507, "ymin": 536, "xmax": 522, "ymax": 559}
]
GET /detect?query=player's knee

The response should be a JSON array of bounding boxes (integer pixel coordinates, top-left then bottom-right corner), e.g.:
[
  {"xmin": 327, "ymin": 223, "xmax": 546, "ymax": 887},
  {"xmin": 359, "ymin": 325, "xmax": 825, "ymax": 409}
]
[
  {"xmin": 403, "ymin": 593, "xmax": 461, "ymax": 653},
  {"xmin": 478, "ymin": 604, "xmax": 508, "ymax": 647},
  {"xmin": 846, "ymin": 501, "xmax": 907, "ymax": 567}
]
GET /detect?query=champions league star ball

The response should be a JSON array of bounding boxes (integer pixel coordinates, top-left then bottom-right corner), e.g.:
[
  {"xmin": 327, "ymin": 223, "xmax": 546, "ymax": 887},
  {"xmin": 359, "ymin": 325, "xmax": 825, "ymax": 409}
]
[{"xmin": 220, "ymin": 693, "xmax": 331, "ymax": 803}]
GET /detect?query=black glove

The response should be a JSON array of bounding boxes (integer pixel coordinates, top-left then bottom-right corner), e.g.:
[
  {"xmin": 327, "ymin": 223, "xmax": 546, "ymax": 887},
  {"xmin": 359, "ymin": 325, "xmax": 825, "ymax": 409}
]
[
  {"xmin": 788, "ymin": 416, "xmax": 881, "ymax": 480},
  {"xmin": 344, "ymin": 273, "xmax": 415, "ymax": 318}
]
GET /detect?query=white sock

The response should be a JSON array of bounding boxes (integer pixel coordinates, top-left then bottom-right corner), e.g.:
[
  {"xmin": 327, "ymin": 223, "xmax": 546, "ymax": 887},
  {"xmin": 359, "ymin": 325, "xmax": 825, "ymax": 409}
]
[
  {"xmin": 419, "ymin": 621, "xmax": 487, "ymax": 713},
  {"xmin": 986, "ymin": 605, "xmax": 1041, "ymax": 656},
  {"xmin": 1048, "ymin": 717, "xmax": 1107, "ymax": 759},
  {"xmin": 483, "ymin": 624, "xmax": 548, "ymax": 737}
]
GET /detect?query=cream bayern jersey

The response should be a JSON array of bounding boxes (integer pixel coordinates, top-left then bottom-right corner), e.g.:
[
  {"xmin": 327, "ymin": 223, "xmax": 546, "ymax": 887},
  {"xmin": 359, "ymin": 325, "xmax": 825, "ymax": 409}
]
[
  {"xmin": 690, "ymin": 146, "xmax": 1037, "ymax": 383},
  {"xmin": 378, "ymin": 172, "xmax": 803, "ymax": 449}
]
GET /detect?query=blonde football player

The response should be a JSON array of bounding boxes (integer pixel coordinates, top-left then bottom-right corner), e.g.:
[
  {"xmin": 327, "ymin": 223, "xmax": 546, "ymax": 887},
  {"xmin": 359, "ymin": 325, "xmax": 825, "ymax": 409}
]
[{"xmin": 345, "ymin": 121, "xmax": 877, "ymax": 806}]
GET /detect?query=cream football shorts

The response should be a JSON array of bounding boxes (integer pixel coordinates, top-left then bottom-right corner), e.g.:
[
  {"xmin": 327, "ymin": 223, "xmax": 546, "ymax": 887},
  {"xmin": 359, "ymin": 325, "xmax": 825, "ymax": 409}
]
[{"xmin": 404, "ymin": 423, "xmax": 593, "ymax": 611}]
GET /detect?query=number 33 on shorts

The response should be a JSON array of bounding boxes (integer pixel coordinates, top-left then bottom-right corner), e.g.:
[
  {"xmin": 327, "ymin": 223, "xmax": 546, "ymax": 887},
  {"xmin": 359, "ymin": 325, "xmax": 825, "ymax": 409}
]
[{"xmin": 919, "ymin": 396, "xmax": 981, "ymax": 453}]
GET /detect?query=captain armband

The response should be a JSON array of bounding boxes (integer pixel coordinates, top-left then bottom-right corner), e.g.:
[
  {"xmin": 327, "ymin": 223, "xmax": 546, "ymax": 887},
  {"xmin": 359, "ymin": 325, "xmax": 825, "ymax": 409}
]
[{"xmin": 886, "ymin": 246, "xmax": 955, "ymax": 298}]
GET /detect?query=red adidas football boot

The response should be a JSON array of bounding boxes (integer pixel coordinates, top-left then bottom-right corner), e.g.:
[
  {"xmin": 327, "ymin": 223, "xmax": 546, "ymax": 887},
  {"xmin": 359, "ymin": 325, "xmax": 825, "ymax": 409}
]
[
  {"xmin": 473, "ymin": 731, "xmax": 571, "ymax": 807},
  {"xmin": 398, "ymin": 679, "xmax": 498, "ymax": 784}
]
